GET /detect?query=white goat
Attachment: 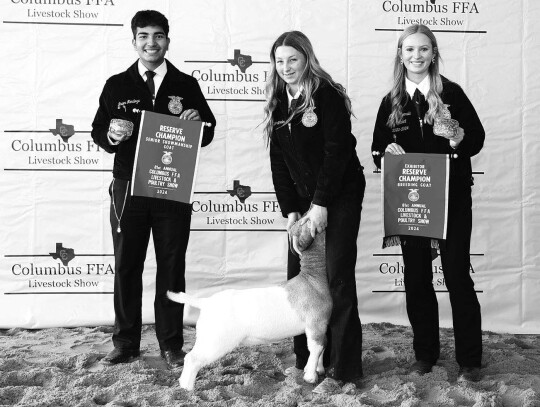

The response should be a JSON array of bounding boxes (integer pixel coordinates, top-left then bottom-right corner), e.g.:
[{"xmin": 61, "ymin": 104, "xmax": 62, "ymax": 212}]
[{"xmin": 167, "ymin": 220, "xmax": 331, "ymax": 390}]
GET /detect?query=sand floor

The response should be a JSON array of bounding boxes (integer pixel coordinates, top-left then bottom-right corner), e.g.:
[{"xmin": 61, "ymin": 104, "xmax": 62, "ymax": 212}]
[{"xmin": 1, "ymin": 323, "xmax": 539, "ymax": 406}]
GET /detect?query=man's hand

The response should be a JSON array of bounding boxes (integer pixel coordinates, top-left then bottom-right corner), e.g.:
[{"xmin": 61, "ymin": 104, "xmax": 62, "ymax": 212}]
[{"xmin": 107, "ymin": 130, "xmax": 129, "ymax": 145}]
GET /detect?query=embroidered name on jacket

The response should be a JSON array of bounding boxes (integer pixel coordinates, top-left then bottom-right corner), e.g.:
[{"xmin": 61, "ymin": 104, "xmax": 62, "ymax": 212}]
[
  {"xmin": 397, "ymin": 111, "xmax": 412, "ymax": 125},
  {"xmin": 392, "ymin": 125, "xmax": 410, "ymax": 133},
  {"xmin": 118, "ymin": 99, "xmax": 140, "ymax": 111}
]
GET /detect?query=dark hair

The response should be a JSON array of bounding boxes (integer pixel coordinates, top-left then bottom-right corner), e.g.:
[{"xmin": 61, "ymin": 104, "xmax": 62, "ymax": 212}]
[{"xmin": 131, "ymin": 10, "xmax": 169, "ymax": 38}]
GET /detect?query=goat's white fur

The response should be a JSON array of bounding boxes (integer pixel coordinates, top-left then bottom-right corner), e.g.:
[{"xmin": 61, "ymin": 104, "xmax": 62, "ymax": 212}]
[{"xmin": 167, "ymin": 221, "xmax": 330, "ymax": 390}]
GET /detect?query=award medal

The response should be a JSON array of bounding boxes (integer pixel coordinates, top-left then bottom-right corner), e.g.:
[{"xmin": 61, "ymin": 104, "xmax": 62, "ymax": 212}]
[
  {"xmin": 302, "ymin": 107, "xmax": 318, "ymax": 128},
  {"xmin": 162, "ymin": 151, "xmax": 173, "ymax": 165},
  {"xmin": 168, "ymin": 96, "xmax": 183, "ymax": 115},
  {"xmin": 441, "ymin": 104, "xmax": 452, "ymax": 119}
]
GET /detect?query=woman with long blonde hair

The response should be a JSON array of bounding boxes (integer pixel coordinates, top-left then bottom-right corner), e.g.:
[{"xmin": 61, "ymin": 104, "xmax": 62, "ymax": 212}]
[
  {"xmin": 264, "ymin": 31, "xmax": 365, "ymax": 393},
  {"xmin": 371, "ymin": 24, "xmax": 485, "ymax": 382}
]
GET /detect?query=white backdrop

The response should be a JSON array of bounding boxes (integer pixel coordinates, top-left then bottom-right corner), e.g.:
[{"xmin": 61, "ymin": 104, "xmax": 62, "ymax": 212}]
[{"xmin": 1, "ymin": 0, "xmax": 539, "ymax": 333}]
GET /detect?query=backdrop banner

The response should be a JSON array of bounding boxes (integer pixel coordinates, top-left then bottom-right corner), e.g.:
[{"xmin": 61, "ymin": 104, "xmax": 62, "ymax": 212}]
[{"xmin": 1, "ymin": 0, "xmax": 539, "ymax": 333}]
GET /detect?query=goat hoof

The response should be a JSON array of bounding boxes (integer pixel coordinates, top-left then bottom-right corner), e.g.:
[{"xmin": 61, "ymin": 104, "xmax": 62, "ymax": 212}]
[
  {"xmin": 303, "ymin": 372, "xmax": 318, "ymax": 384},
  {"xmin": 179, "ymin": 378, "xmax": 193, "ymax": 391}
]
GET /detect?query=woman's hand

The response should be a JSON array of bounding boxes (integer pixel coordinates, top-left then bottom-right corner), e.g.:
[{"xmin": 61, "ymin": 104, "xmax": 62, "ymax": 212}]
[
  {"xmin": 179, "ymin": 109, "xmax": 201, "ymax": 121},
  {"xmin": 287, "ymin": 212, "xmax": 302, "ymax": 256},
  {"xmin": 449, "ymin": 127, "xmax": 464, "ymax": 148},
  {"xmin": 385, "ymin": 143, "xmax": 406, "ymax": 155},
  {"xmin": 286, "ymin": 212, "xmax": 301, "ymax": 233},
  {"xmin": 300, "ymin": 204, "xmax": 328, "ymax": 238}
]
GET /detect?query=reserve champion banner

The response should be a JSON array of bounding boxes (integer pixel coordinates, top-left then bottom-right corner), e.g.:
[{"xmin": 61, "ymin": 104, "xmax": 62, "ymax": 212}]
[
  {"xmin": 383, "ymin": 153, "xmax": 449, "ymax": 242},
  {"xmin": 1, "ymin": 0, "xmax": 539, "ymax": 334},
  {"xmin": 131, "ymin": 111, "xmax": 205, "ymax": 204}
]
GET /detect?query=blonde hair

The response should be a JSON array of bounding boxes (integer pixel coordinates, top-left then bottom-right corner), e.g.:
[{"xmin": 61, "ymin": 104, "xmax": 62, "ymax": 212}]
[
  {"xmin": 262, "ymin": 31, "xmax": 352, "ymax": 145},
  {"xmin": 387, "ymin": 24, "xmax": 445, "ymax": 128}
]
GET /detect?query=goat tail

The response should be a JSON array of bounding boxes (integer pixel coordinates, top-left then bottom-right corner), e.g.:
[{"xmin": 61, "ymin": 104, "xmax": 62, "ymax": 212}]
[{"xmin": 166, "ymin": 291, "xmax": 205, "ymax": 309}]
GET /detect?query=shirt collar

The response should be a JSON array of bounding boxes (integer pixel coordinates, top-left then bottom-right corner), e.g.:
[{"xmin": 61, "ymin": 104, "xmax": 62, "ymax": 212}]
[
  {"xmin": 137, "ymin": 59, "xmax": 167, "ymax": 79},
  {"xmin": 286, "ymin": 85, "xmax": 303, "ymax": 106},
  {"xmin": 406, "ymin": 75, "xmax": 430, "ymax": 99}
]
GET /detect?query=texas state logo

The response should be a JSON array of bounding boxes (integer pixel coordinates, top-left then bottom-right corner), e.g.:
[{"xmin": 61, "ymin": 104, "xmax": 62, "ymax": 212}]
[
  {"xmin": 49, "ymin": 119, "xmax": 75, "ymax": 142},
  {"xmin": 186, "ymin": 49, "xmax": 269, "ymax": 101},
  {"xmin": 227, "ymin": 180, "xmax": 252, "ymax": 203},
  {"xmin": 49, "ymin": 243, "xmax": 76, "ymax": 266}
]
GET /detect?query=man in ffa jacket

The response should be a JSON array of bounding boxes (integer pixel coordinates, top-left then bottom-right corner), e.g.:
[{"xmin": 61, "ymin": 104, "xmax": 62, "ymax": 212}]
[{"xmin": 91, "ymin": 10, "xmax": 215, "ymax": 369}]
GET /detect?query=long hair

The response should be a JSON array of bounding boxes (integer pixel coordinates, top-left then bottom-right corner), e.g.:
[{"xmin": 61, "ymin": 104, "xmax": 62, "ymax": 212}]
[
  {"xmin": 262, "ymin": 31, "xmax": 352, "ymax": 145},
  {"xmin": 387, "ymin": 24, "xmax": 445, "ymax": 128}
]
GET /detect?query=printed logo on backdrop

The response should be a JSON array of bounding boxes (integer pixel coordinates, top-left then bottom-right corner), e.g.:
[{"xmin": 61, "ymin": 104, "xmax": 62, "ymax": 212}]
[
  {"xmin": 50, "ymin": 119, "xmax": 75, "ymax": 142},
  {"xmin": 5, "ymin": 242, "xmax": 114, "ymax": 294},
  {"xmin": 186, "ymin": 49, "xmax": 269, "ymax": 101},
  {"xmin": 4, "ymin": 0, "xmax": 121, "ymax": 27},
  {"xmin": 227, "ymin": 50, "xmax": 253, "ymax": 73},
  {"xmin": 191, "ymin": 180, "xmax": 284, "ymax": 231},
  {"xmin": 375, "ymin": 255, "xmax": 480, "ymax": 292},
  {"xmin": 5, "ymin": 118, "xmax": 107, "ymax": 171},
  {"xmin": 379, "ymin": 0, "xmax": 483, "ymax": 31},
  {"xmin": 227, "ymin": 180, "xmax": 252, "ymax": 203},
  {"xmin": 50, "ymin": 243, "xmax": 75, "ymax": 266}
]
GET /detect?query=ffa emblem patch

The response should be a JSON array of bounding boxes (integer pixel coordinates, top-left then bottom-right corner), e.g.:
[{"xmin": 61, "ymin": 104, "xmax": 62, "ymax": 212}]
[
  {"xmin": 408, "ymin": 189, "xmax": 420, "ymax": 202},
  {"xmin": 162, "ymin": 151, "xmax": 173, "ymax": 165},
  {"xmin": 302, "ymin": 107, "xmax": 318, "ymax": 128},
  {"xmin": 168, "ymin": 96, "xmax": 183, "ymax": 115}
]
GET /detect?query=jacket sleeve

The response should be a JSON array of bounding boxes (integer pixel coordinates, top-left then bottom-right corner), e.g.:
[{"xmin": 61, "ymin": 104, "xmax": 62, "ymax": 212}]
[
  {"xmin": 91, "ymin": 81, "xmax": 118, "ymax": 154},
  {"xmin": 188, "ymin": 76, "xmax": 215, "ymax": 147},
  {"xmin": 311, "ymin": 87, "xmax": 355, "ymax": 207},
  {"xmin": 371, "ymin": 97, "xmax": 394, "ymax": 169},
  {"xmin": 270, "ymin": 132, "xmax": 300, "ymax": 217},
  {"xmin": 450, "ymin": 85, "xmax": 485, "ymax": 158}
]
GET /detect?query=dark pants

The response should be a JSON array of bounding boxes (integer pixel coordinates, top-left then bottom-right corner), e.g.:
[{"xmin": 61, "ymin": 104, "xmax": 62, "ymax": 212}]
[
  {"xmin": 287, "ymin": 170, "xmax": 365, "ymax": 381},
  {"xmin": 402, "ymin": 183, "xmax": 482, "ymax": 367},
  {"xmin": 110, "ymin": 179, "xmax": 190, "ymax": 352}
]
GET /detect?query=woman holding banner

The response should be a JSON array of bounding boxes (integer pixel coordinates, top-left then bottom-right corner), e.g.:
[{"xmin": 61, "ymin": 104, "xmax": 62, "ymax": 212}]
[
  {"xmin": 263, "ymin": 31, "xmax": 365, "ymax": 393},
  {"xmin": 371, "ymin": 24, "xmax": 485, "ymax": 382}
]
